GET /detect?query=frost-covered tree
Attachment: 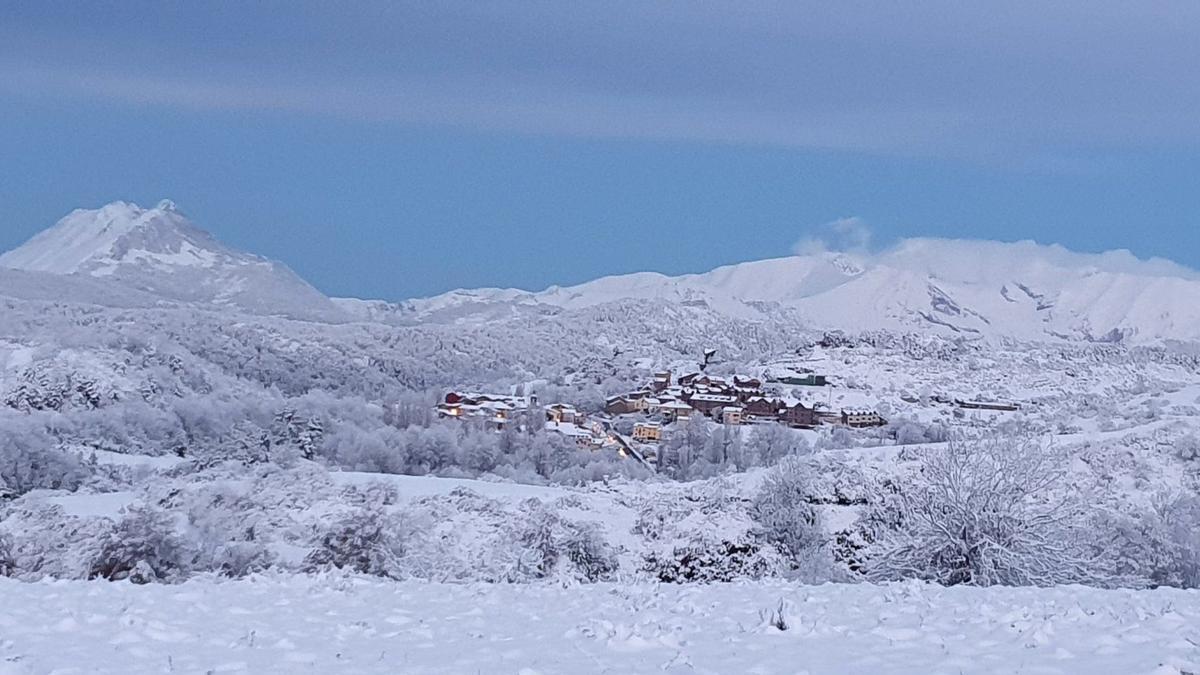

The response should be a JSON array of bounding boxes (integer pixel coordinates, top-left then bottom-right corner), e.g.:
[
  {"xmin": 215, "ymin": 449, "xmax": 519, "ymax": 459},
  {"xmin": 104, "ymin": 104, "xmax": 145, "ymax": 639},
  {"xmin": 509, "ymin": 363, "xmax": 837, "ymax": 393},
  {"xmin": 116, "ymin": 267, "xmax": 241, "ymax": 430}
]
[
  {"xmin": 750, "ymin": 457, "xmax": 825, "ymax": 573},
  {"xmin": 657, "ymin": 415, "xmax": 712, "ymax": 478},
  {"xmin": 744, "ymin": 424, "xmax": 809, "ymax": 467},
  {"xmin": 865, "ymin": 435, "xmax": 1109, "ymax": 587}
]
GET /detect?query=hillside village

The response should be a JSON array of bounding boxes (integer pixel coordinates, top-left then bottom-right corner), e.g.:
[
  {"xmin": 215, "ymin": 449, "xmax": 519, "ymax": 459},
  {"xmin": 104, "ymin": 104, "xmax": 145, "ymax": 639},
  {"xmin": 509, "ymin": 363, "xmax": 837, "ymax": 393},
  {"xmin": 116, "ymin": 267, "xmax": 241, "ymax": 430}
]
[{"xmin": 435, "ymin": 367, "xmax": 891, "ymax": 466}]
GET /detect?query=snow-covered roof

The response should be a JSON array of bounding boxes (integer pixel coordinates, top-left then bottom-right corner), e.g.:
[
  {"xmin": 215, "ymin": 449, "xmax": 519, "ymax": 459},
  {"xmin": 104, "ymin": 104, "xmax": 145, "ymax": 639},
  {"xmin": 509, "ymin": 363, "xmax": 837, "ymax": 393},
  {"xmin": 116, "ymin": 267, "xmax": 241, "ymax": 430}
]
[
  {"xmin": 659, "ymin": 401, "xmax": 693, "ymax": 410},
  {"xmin": 545, "ymin": 421, "xmax": 595, "ymax": 437},
  {"xmin": 690, "ymin": 393, "xmax": 737, "ymax": 403}
]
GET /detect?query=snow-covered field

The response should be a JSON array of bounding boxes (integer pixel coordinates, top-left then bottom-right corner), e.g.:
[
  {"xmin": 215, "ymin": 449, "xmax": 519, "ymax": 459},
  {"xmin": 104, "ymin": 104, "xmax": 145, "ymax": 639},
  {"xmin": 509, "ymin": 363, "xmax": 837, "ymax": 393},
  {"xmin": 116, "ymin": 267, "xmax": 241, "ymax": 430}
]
[{"xmin": 1, "ymin": 577, "xmax": 1197, "ymax": 675}]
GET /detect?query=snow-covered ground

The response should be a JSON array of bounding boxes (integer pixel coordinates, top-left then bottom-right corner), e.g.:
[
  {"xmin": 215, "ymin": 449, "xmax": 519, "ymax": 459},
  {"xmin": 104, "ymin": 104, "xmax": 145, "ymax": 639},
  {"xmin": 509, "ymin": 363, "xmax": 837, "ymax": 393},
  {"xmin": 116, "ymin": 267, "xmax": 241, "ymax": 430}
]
[{"xmin": 0, "ymin": 577, "xmax": 1197, "ymax": 675}]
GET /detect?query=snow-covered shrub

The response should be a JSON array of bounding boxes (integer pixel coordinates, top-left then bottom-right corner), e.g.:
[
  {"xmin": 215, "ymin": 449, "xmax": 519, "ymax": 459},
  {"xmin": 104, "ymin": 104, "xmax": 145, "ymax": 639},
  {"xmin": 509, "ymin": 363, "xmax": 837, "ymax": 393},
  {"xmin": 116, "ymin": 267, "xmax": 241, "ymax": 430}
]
[
  {"xmin": 181, "ymin": 480, "xmax": 278, "ymax": 579},
  {"xmin": 891, "ymin": 419, "xmax": 951, "ymax": 445},
  {"xmin": 642, "ymin": 539, "xmax": 780, "ymax": 583},
  {"xmin": 206, "ymin": 540, "xmax": 276, "ymax": 578},
  {"xmin": 1096, "ymin": 493, "xmax": 1200, "ymax": 588},
  {"xmin": 0, "ymin": 422, "xmax": 89, "ymax": 496},
  {"xmin": 750, "ymin": 457, "xmax": 825, "ymax": 571},
  {"xmin": 865, "ymin": 435, "xmax": 1109, "ymax": 587},
  {"xmin": 0, "ymin": 532, "xmax": 14, "ymax": 576},
  {"xmin": 559, "ymin": 520, "xmax": 619, "ymax": 582},
  {"xmin": 631, "ymin": 481, "xmax": 732, "ymax": 542},
  {"xmin": 1, "ymin": 503, "xmax": 110, "ymax": 579},
  {"xmin": 1155, "ymin": 493, "xmax": 1200, "ymax": 588},
  {"xmin": 816, "ymin": 426, "xmax": 855, "ymax": 450},
  {"xmin": 302, "ymin": 507, "xmax": 404, "ymax": 578},
  {"xmin": 634, "ymin": 480, "xmax": 785, "ymax": 582},
  {"xmin": 89, "ymin": 505, "xmax": 195, "ymax": 584},
  {"xmin": 1176, "ymin": 434, "xmax": 1200, "ymax": 462},
  {"xmin": 396, "ymin": 490, "xmax": 618, "ymax": 584},
  {"xmin": 508, "ymin": 500, "xmax": 618, "ymax": 583}
]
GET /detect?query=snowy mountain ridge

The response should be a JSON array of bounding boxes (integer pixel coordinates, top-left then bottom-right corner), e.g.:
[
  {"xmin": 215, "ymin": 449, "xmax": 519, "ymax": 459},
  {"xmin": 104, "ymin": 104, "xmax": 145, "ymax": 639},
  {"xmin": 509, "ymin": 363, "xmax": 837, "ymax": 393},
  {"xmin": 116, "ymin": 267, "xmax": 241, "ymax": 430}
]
[{"xmin": 401, "ymin": 238, "xmax": 1200, "ymax": 344}]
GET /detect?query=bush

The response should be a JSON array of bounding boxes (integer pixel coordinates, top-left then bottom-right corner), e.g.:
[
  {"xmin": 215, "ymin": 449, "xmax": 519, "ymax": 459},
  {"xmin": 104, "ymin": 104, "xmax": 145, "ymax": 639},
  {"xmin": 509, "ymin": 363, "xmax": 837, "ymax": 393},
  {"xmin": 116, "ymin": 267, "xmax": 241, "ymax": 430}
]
[
  {"xmin": 89, "ymin": 506, "xmax": 195, "ymax": 583},
  {"xmin": 1177, "ymin": 434, "xmax": 1200, "ymax": 462},
  {"xmin": 510, "ymin": 500, "xmax": 618, "ymax": 583},
  {"xmin": 643, "ymin": 539, "xmax": 779, "ymax": 583},
  {"xmin": 0, "ymin": 532, "xmax": 14, "ymax": 577},
  {"xmin": 560, "ymin": 521, "xmax": 619, "ymax": 582},
  {"xmin": 1096, "ymin": 493, "xmax": 1200, "ymax": 589},
  {"xmin": 865, "ymin": 435, "xmax": 1109, "ymax": 587},
  {"xmin": 0, "ymin": 424, "xmax": 89, "ymax": 496},
  {"xmin": 303, "ymin": 508, "xmax": 404, "ymax": 578}
]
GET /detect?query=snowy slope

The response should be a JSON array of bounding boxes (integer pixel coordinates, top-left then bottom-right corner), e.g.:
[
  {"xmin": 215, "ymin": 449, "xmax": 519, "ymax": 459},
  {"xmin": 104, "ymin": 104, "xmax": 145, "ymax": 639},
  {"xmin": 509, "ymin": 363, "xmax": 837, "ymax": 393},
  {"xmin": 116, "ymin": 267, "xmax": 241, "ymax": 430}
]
[
  {"xmin": 0, "ymin": 201, "xmax": 347, "ymax": 321},
  {"xmin": 404, "ymin": 239, "xmax": 1200, "ymax": 344},
  {"xmin": 1, "ymin": 576, "xmax": 1197, "ymax": 674}
]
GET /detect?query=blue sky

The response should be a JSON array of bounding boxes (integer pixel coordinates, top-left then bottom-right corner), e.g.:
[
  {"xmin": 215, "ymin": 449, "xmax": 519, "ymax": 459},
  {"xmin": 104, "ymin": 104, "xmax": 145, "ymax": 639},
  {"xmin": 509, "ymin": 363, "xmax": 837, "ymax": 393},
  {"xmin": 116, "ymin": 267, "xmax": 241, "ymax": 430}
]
[{"xmin": 1, "ymin": 2, "xmax": 1197, "ymax": 300}]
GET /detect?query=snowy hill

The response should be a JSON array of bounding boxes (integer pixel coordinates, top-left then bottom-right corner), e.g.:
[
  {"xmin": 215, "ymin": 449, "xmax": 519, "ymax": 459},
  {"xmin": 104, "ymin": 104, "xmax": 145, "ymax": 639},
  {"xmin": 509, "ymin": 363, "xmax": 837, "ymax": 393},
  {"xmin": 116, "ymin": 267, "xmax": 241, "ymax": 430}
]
[
  {"xmin": 404, "ymin": 239, "xmax": 1200, "ymax": 344},
  {"xmin": 0, "ymin": 201, "xmax": 347, "ymax": 321}
]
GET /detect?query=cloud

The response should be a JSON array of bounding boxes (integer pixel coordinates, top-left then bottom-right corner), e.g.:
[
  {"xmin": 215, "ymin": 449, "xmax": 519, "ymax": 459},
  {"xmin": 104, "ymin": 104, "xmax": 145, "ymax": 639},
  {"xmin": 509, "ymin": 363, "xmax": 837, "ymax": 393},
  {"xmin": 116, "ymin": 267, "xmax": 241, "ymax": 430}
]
[
  {"xmin": 0, "ymin": 64, "xmax": 962, "ymax": 154},
  {"xmin": 793, "ymin": 217, "xmax": 874, "ymax": 256},
  {"xmin": 1, "ymin": 3, "xmax": 1198, "ymax": 158}
]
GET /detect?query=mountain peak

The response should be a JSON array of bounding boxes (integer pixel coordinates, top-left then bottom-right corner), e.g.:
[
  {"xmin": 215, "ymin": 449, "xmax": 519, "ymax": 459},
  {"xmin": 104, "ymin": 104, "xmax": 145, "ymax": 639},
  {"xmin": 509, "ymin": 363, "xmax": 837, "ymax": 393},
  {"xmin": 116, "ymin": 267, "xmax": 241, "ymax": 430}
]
[
  {"xmin": 0, "ymin": 200, "xmax": 218, "ymax": 275},
  {"xmin": 0, "ymin": 201, "xmax": 348, "ymax": 322}
]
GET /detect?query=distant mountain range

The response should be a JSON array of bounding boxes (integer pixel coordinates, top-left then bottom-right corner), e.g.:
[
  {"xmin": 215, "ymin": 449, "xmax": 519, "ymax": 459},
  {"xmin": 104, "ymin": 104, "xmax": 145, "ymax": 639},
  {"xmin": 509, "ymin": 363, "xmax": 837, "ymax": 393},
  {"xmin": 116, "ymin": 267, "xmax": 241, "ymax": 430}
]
[
  {"xmin": 384, "ymin": 238, "xmax": 1200, "ymax": 345},
  {"xmin": 4, "ymin": 200, "xmax": 1200, "ymax": 344}
]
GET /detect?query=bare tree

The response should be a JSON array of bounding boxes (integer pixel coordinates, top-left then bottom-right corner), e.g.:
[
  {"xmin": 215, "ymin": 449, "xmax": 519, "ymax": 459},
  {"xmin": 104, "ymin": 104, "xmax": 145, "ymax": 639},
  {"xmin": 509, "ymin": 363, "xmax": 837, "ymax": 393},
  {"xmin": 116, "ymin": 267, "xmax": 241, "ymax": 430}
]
[{"xmin": 866, "ymin": 435, "xmax": 1111, "ymax": 587}]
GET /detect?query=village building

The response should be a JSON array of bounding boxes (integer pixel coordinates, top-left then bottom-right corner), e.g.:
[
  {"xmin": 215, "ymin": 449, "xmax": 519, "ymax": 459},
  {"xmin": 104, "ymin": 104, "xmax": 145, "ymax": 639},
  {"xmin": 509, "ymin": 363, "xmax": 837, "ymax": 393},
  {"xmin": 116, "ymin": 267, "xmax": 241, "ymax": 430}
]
[
  {"xmin": 765, "ymin": 366, "xmax": 828, "ymax": 387},
  {"xmin": 479, "ymin": 400, "xmax": 513, "ymax": 422},
  {"xmin": 436, "ymin": 401, "xmax": 464, "ymax": 418},
  {"xmin": 545, "ymin": 403, "xmax": 578, "ymax": 424},
  {"xmin": 687, "ymin": 392, "xmax": 739, "ymax": 417},
  {"xmin": 437, "ymin": 391, "xmax": 534, "ymax": 426},
  {"xmin": 604, "ymin": 395, "xmax": 640, "ymax": 416},
  {"xmin": 632, "ymin": 422, "xmax": 662, "ymax": 442},
  {"xmin": 841, "ymin": 408, "xmax": 886, "ymax": 427},
  {"xmin": 545, "ymin": 420, "xmax": 603, "ymax": 448},
  {"xmin": 744, "ymin": 396, "xmax": 782, "ymax": 418},
  {"xmin": 779, "ymin": 401, "xmax": 818, "ymax": 427},
  {"xmin": 658, "ymin": 399, "xmax": 694, "ymax": 422},
  {"xmin": 718, "ymin": 406, "xmax": 744, "ymax": 425},
  {"xmin": 651, "ymin": 370, "xmax": 672, "ymax": 392}
]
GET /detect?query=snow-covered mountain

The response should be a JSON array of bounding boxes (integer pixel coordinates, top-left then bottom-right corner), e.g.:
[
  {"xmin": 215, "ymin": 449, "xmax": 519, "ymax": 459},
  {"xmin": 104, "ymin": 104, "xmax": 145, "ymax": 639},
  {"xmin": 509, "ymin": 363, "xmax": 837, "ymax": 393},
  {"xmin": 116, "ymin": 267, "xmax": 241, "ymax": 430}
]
[
  {"xmin": 0, "ymin": 201, "xmax": 346, "ymax": 321},
  {"xmin": 401, "ymin": 239, "xmax": 1200, "ymax": 344},
  {"xmin": 6, "ymin": 200, "xmax": 1200, "ymax": 345}
]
